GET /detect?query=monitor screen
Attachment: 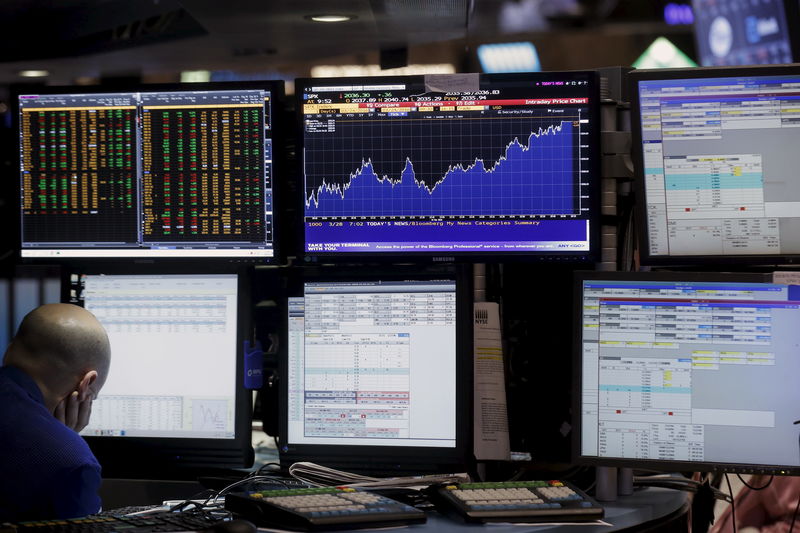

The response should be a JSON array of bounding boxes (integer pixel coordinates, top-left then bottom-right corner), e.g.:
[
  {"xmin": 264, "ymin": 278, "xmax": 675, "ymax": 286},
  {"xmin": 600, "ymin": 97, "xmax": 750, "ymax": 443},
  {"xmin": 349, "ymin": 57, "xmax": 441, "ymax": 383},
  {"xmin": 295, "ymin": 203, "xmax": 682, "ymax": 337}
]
[
  {"xmin": 297, "ymin": 72, "xmax": 600, "ymax": 262},
  {"xmin": 631, "ymin": 64, "xmax": 800, "ymax": 265},
  {"xmin": 692, "ymin": 0, "xmax": 799, "ymax": 66},
  {"xmin": 279, "ymin": 269, "xmax": 473, "ymax": 475},
  {"xmin": 18, "ymin": 82, "xmax": 280, "ymax": 261},
  {"xmin": 575, "ymin": 271, "xmax": 800, "ymax": 475},
  {"xmin": 64, "ymin": 268, "xmax": 253, "ymax": 474}
]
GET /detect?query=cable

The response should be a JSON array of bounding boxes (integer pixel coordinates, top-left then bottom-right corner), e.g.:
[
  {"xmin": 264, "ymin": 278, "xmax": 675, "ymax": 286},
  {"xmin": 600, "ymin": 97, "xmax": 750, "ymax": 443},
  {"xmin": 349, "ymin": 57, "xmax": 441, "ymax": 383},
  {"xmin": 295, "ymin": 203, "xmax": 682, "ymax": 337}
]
[
  {"xmin": 255, "ymin": 462, "xmax": 283, "ymax": 474},
  {"xmin": 725, "ymin": 473, "xmax": 737, "ymax": 533},
  {"xmin": 209, "ymin": 474, "xmax": 304, "ymax": 505},
  {"xmin": 166, "ymin": 488, "xmax": 220, "ymax": 513},
  {"xmin": 165, "ymin": 473, "xmax": 303, "ymax": 514},
  {"xmin": 737, "ymin": 474, "xmax": 773, "ymax": 491},
  {"xmin": 503, "ymin": 469, "xmax": 526, "ymax": 482},
  {"xmin": 141, "ymin": 498, "xmax": 231, "ymax": 526},
  {"xmin": 168, "ymin": 495, "xmax": 226, "ymax": 514},
  {"xmin": 789, "ymin": 490, "xmax": 800, "ymax": 533}
]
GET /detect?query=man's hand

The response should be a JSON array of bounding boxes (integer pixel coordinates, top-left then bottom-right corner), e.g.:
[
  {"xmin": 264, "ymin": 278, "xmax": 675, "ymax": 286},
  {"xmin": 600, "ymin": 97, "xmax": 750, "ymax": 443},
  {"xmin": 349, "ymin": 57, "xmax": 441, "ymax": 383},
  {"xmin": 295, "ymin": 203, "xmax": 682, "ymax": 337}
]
[{"xmin": 54, "ymin": 391, "xmax": 93, "ymax": 432}]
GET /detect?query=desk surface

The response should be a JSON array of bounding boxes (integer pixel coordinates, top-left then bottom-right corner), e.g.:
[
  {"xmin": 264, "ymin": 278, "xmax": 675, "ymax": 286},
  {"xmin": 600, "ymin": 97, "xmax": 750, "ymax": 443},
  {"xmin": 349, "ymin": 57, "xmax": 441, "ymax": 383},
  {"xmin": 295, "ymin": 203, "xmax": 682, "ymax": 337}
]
[{"xmin": 100, "ymin": 480, "xmax": 689, "ymax": 533}]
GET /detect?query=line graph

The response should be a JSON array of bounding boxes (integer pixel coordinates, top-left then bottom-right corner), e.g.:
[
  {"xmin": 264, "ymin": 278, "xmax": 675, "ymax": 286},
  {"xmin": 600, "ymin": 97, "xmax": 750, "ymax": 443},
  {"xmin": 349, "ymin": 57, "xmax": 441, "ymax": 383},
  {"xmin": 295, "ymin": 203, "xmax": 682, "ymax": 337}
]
[
  {"xmin": 192, "ymin": 399, "xmax": 229, "ymax": 433},
  {"xmin": 304, "ymin": 115, "xmax": 580, "ymax": 218}
]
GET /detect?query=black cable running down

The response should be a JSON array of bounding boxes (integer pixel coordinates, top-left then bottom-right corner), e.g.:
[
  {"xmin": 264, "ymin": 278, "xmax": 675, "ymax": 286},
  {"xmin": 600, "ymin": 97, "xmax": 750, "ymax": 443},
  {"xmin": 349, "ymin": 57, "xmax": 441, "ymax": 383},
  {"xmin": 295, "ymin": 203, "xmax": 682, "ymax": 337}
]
[{"xmin": 725, "ymin": 473, "xmax": 737, "ymax": 533}]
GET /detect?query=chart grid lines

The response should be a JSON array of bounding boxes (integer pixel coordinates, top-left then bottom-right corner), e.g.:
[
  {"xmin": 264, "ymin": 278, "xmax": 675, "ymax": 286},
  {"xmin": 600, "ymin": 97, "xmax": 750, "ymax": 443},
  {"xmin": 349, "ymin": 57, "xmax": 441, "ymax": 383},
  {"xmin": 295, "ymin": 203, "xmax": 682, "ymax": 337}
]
[
  {"xmin": 305, "ymin": 117, "xmax": 580, "ymax": 218},
  {"xmin": 299, "ymin": 73, "xmax": 597, "ymax": 255}
]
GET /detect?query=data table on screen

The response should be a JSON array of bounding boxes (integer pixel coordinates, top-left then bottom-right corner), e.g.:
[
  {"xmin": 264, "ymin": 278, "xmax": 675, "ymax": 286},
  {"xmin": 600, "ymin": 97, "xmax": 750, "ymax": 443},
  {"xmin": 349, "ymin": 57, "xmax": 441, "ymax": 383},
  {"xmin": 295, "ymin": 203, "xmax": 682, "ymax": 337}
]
[
  {"xmin": 78, "ymin": 274, "xmax": 239, "ymax": 439},
  {"xmin": 632, "ymin": 68, "xmax": 800, "ymax": 263},
  {"xmin": 287, "ymin": 280, "xmax": 458, "ymax": 448},
  {"xmin": 578, "ymin": 275, "xmax": 800, "ymax": 471},
  {"xmin": 17, "ymin": 85, "xmax": 278, "ymax": 259}
]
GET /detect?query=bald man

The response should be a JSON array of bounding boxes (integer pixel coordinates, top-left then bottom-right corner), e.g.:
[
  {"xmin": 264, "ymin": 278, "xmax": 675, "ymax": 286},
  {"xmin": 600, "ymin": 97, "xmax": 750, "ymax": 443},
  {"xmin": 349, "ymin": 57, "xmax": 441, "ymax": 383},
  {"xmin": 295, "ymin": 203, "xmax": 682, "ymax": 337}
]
[{"xmin": 0, "ymin": 303, "xmax": 111, "ymax": 521}]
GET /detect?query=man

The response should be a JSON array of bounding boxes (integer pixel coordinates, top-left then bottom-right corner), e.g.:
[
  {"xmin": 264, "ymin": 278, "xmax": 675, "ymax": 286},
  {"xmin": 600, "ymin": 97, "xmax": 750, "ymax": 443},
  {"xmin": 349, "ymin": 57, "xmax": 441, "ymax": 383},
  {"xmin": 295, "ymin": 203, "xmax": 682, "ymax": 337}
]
[{"xmin": 0, "ymin": 303, "xmax": 111, "ymax": 521}]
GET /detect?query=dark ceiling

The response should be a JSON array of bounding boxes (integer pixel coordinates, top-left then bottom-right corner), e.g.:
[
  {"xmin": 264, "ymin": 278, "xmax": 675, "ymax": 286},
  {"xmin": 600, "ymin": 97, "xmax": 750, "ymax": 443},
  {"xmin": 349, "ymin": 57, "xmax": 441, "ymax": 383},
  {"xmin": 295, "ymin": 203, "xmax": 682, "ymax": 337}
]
[{"xmin": 0, "ymin": 0, "xmax": 682, "ymax": 83}]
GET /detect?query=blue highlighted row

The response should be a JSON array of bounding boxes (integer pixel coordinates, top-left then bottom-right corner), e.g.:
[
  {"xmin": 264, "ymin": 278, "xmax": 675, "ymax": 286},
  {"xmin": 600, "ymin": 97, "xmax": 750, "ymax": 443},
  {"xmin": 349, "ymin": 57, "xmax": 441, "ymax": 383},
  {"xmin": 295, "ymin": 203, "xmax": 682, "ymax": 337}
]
[
  {"xmin": 600, "ymin": 385, "xmax": 691, "ymax": 394},
  {"xmin": 665, "ymin": 174, "xmax": 762, "ymax": 190}
]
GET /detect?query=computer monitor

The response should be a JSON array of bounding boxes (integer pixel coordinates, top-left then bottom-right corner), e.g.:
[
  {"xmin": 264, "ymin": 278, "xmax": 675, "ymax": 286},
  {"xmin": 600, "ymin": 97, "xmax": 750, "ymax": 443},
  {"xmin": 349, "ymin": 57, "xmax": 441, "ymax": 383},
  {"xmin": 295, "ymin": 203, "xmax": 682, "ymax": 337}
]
[
  {"xmin": 18, "ymin": 82, "xmax": 281, "ymax": 261},
  {"xmin": 692, "ymin": 0, "xmax": 800, "ymax": 66},
  {"xmin": 297, "ymin": 72, "xmax": 600, "ymax": 262},
  {"xmin": 575, "ymin": 271, "xmax": 800, "ymax": 475},
  {"xmin": 631, "ymin": 64, "xmax": 800, "ymax": 265},
  {"xmin": 63, "ymin": 266, "xmax": 254, "ymax": 476},
  {"xmin": 279, "ymin": 267, "xmax": 473, "ymax": 475}
]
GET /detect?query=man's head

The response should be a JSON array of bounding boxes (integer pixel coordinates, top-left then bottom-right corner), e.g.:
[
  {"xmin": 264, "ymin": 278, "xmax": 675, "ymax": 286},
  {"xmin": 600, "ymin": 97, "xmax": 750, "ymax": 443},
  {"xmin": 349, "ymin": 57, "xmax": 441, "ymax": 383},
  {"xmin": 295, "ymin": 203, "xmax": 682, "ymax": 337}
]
[{"xmin": 4, "ymin": 303, "xmax": 111, "ymax": 412}]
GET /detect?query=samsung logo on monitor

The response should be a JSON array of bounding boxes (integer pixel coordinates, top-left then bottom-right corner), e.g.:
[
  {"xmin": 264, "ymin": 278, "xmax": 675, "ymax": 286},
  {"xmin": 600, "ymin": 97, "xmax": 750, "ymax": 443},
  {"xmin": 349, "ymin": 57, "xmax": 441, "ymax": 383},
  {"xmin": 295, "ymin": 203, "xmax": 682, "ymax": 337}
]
[{"xmin": 746, "ymin": 15, "xmax": 781, "ymax": 44}]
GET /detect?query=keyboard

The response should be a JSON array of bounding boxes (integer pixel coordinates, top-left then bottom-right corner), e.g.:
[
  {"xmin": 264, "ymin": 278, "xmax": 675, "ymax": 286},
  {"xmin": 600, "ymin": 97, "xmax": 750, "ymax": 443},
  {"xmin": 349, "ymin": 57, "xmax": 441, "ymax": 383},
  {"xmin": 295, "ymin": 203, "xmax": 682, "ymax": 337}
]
[
  {"xmin": 98, "ymin": 505, "xmax": 168, "ymax": 517},
  {"xmin": 0, "ymin": 512, "xmax": 222, "ymax": 533},
  {"xmin": 430, "ymin": 480, "xmax": 604, "ymax": 523},
  {"xmin": 224, "ymin": 487, "xmax": 426, "ymax": 531}
]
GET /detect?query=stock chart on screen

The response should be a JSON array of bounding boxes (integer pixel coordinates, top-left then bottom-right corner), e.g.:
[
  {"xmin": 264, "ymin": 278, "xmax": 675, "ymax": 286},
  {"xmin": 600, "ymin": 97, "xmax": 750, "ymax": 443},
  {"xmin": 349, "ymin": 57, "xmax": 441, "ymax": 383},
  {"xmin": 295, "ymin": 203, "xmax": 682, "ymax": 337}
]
[
  {"xmin": 17, "ymin": 83, "xmax": 279, "ymax": 260},
  {"xmin": 298, "ymin": 72, "xmax": 600, "ymax": 260}
]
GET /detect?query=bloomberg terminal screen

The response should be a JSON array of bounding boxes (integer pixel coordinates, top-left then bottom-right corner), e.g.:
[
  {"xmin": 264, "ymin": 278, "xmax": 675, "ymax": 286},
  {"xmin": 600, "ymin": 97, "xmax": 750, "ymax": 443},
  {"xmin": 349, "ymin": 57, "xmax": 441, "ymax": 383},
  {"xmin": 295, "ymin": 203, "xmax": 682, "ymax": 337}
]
[
  {"xmin": 18, "ymin": 87, "xmax": 275, "ymax": 259},
  {"xmin": 299, "ymin": 72, "xmax": 598, "ymax": 258}
]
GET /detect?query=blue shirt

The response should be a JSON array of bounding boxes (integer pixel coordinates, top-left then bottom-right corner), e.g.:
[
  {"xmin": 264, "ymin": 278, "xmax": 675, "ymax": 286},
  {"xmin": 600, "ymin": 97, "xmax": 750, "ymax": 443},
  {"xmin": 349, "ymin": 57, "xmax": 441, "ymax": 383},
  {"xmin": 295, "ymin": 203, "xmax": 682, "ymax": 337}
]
[{"xmin": 0, "ymin": 366, "xmax": 102, "ymax": 521}]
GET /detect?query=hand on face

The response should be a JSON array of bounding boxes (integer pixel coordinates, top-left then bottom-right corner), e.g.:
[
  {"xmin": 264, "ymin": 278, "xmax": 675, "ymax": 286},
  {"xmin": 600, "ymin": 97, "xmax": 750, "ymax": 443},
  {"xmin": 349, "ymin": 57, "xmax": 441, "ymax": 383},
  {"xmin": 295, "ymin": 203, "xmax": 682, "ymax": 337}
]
[
  {"xmin": 54, "ymin": 371, "xmax": 99, "ymax": 433},
  {"xmin": 54, "ymin": 390, "xmax": 94, "ymax": 432}
]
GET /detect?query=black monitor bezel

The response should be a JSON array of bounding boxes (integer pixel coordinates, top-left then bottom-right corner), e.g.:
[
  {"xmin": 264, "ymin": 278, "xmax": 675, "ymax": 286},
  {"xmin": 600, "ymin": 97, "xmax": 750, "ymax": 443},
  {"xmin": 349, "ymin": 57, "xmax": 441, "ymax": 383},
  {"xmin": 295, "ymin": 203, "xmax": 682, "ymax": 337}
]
[
  {"xmin": 61, "ymin": 262, "xmax": 254, "ymax": 478},
  {"xmin": 277, "ymin": 264, "xmax": 474, "ymax": 476},
  {"xmin": 572, "ymin": 269, "xmax": 800, "ymax": 476},
  {"xmin": 630, "ymin": 64, "xmax": 800, "ymax": 267},
  {"xmin": 295, "ymin": 72, "xmax": 601, "ymax": 265},
  {"xmin": 14, "ymin": 80, "xmax": 285, "ymax": 265}
]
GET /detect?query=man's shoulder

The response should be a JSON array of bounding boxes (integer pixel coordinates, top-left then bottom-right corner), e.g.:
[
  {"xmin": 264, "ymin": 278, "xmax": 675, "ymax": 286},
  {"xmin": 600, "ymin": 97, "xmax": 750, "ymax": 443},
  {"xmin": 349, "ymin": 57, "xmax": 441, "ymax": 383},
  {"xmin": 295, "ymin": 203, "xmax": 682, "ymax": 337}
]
[
  {"xmin": 35, "ymin": 415, "xmax": 99, "ymax": 469},
  {"xmin": 0, "ymin": 412, "xmax": 101, "ymax": 521},
  {"xmin": 0, "ymin": 384, "xmax": 98, "ymax": 471}
]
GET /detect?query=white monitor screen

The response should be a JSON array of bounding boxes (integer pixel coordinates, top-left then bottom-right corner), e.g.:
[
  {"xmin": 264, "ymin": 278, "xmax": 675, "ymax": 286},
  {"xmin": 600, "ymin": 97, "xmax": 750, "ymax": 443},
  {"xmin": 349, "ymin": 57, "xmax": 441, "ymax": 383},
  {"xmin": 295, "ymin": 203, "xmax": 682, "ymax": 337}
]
[
  {"xmin": 286, "ymin": 279, "xmax": 457, "ymax": 448},
  {"xmin": 75, "ymin": 273, "xmax": 239, "ymax": 439}
]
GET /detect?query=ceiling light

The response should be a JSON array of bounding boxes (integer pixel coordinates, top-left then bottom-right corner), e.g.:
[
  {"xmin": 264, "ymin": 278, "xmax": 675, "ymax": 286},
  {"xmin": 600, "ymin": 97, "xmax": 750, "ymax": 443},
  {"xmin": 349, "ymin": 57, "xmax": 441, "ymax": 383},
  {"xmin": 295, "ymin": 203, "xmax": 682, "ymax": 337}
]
[
  {"xmin": 181, "ymin": 70, "xmax": 211, "ymax": 83},
  {"xmin": 306, "ymin": 14, "xmax": 355, "ymax": 23},
  {"xmin": 19, "ymin": 69, "xmax": 49, "ymax": 78},
  {"xmin": 311, "ymin": 64, "xmax": 455, "ymax": 77},
  {"xmin": 477, "ymin": 42, "xmax": 540, "ymax": 73}
]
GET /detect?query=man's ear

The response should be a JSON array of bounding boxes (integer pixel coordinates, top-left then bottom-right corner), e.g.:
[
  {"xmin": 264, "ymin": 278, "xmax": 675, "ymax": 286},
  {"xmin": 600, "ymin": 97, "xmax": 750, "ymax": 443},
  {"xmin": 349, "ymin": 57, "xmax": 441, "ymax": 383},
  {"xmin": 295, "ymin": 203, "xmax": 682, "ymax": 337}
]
[{"xmin": 76, "ymin": 370, "xmax": 98, "ymax": 401}]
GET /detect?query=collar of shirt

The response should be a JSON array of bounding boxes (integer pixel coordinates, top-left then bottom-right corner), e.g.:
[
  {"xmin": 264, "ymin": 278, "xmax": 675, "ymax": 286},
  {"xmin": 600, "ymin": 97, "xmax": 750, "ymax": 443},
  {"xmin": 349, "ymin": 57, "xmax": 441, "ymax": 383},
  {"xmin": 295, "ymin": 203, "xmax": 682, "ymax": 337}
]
[{"xmin": 0, "ymin": 365, "xmax": 45, "ymax": 406}]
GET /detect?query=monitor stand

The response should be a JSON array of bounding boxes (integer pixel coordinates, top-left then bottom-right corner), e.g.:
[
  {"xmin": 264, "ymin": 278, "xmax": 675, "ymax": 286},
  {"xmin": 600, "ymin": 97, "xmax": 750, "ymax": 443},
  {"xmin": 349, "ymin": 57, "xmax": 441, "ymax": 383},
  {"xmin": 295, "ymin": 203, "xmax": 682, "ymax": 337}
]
[{"xmin": 595, "ymin": 466, "xmax": 633, "ymax": 501}]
